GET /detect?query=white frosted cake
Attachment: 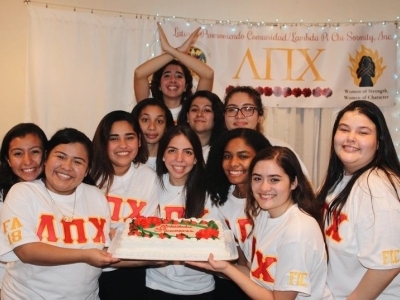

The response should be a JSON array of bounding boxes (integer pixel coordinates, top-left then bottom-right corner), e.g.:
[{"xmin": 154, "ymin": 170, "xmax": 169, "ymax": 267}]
[{"xmin": 111, "ymin": 216, "xmax": 237, "ymax": 261}]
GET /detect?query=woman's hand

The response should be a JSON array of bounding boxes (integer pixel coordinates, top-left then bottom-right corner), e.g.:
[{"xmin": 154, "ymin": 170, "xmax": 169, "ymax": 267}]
[
  {"xmin": 186, "ymin": 253, "xmax": 230, "ymax": 272},
  {"xmin": 177, "ymin": 27, "xmax": 201, "ymax": 54},
  {"xmin": 157, "ymin": 23, "xmax": 175, "ymax": 54},
  {"xmin": 84, "ymin": 248, "xmax": 120, "ymax": 268},
  {"xmin": 158, "ymin": 23, "xmax": 201, "ymax": 55}
]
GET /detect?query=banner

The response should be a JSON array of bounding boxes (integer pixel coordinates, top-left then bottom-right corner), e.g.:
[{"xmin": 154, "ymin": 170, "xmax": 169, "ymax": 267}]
[{"xmin": 159, "ymin": 20, "xmax": 397, "ymax": 108}]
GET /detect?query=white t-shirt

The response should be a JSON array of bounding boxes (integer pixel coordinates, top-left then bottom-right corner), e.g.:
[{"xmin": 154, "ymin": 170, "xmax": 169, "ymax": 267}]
[
  {"xmin": 0, "ymin": 180, "xmax": 111, "ymax": 300},
  {"xmin": 145, "ymin": 156, "xmax": 157, "ymax": 171},
  {"xmin": 169, "ymin": 105, "xmax": 182, "ymax": 123},
  {"xmin": 146, "ymin": 173, "xmax": 220, "ymax": 295},
  {"xmin": 217, "ymin": 186, "xmax": 251, "ymax": 252},
  {"xmin": 100, "ymin": 163, "xmax": 159, "ymax": 230},
  {"xmin": 325, "ymin": 169, "xmax": 400, "ymax": 299},
  {"xmin": 202, "ymin": 144, "xmax": 211, "ymax": 162},
  {"xmin": 245, "ymin": 205, "xmax": 333, "ymax": 299}
]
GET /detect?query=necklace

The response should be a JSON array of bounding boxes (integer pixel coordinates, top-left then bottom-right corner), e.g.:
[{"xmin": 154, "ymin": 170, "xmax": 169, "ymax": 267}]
[
  {"xmin": 43, "ymin": 182, "xmax": 77, "ymax": 222},
  {"xmin": 234, "ymin": 186, "xmax": 244, "ymax": 199}
]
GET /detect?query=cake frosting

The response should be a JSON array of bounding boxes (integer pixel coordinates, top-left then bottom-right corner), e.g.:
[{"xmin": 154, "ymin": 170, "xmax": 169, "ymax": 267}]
[{"xmin": 111, "ymin": 216, "xmax": 237, "ymax": 261}]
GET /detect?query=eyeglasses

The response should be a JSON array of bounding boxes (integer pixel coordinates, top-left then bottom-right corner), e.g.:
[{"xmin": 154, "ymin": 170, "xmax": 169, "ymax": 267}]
[{"xmin": 225, "ymin": 106, "xmax": 257, "ymax": 117}]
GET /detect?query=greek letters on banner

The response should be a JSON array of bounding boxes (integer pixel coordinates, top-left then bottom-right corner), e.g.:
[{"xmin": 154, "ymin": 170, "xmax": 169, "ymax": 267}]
[{"xmin": 158, "ymin": 20, "xmax": 397, "ymax": 108}]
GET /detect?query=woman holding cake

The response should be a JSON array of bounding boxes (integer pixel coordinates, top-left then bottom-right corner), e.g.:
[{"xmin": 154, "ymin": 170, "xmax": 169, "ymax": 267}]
[
  {"xmin": 206, "ymin": 128, "xmax": 270, "ymax": 299},
  {"xmin": 134, "ymin": 23, "xmax": 214, "ymax": 121},
  {"xmin": 131, "ymin": 98, "xmax": 174, "ymax": 171},
  {"xmin": 189, "ymin": 146, "xmax": 333, "ymax": 299},
  {"xmin": 0, "ymin": 128, "xmax": 119, "ymax": 299},
  {"xmin": 177, "ymin": 90, "xmax": 226, "ymax": 161},
  {"xmin": 146, "ymin": 124, "xmax": 219, "ymax": 299},
  {"xmin": 91, "ymin": 110, "xmax": 160, "ymax": 300}
]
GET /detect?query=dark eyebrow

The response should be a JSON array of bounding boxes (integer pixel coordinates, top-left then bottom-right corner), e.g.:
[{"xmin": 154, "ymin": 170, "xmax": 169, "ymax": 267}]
[
  {"xmin": 54, "ymin": 150, "xmax": 87, "ymax": 163},
  {"xmin": 109, "ymin": 132, "xmax": 136, "ymax": 138},
  {"xmin": 162, "ymin": 70, "xmax": 184, "ymax": 76},
  {"xmin": 125, "ymin": 132, "xmax": 137, "ymax": 137},
  {"xmin": 237, "ymin": 151, "xmax": 251, "ymax": 155},
  {"xmin": 226, "ymin": 103, "xmax": 255, "ymax": 107}
]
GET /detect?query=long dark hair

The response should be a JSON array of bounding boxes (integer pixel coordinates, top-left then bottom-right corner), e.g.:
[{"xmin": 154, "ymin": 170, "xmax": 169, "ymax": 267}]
[
  {"xmin": 246, "ymin": 146, "xmax": 322, "ymax": 230},
  {"xmin": 0, "ymin": 123, "xmax": 48, "ymax": 199},
  {"xmin": 206, "ymin": 128, "xmax": 271, "ymax": 206},
  {"xmin": 91, "ymin": 110, "xmax": 148, "ymax": 193},
  {"xmin": 46, "ymin": 128, "xmax": 94, "ymax": 185},
  {"xmin": 156, "ymin": 125, "xmax": 206, "ymax": 218},
  {"xmin": 316, "ymin": 100, "xmax": 400, "ymax": 224},
  {"xmin": 177, "ymin": 90, "xmax": 227, "ymax": 146},
  {"xmin": 150, "ymin": 60, "xmax": 193, "ymax": 105}
]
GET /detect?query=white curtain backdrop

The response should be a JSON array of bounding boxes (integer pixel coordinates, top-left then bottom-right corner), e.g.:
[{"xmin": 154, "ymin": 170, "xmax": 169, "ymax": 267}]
[
  {"xmin": 26, "ymin": 5, "xmax": 155, "ymax": 136},
  {"xmin": 25, "ymin": 5, "xmax": 400, "ymax": 187}
]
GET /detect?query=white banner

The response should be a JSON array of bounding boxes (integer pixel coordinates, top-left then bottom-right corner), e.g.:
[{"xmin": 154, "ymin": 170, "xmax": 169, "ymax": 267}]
[{"xmin": 159, "ymin": 20, "xmax": 397, "ymax": 108}]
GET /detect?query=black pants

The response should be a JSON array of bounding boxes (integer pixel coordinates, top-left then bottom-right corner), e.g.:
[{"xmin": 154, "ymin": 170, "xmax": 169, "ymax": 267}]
[
  {"xmin": 213, "ymin": 275, "xmax": 249, "ymax": 300},
  {"xmin": 99, "ymin": 267, "xmax": 146, "ymax": 299},
  {"xmin": 146, "ymin": 287, "xmax": 214, "ymax": 300}
]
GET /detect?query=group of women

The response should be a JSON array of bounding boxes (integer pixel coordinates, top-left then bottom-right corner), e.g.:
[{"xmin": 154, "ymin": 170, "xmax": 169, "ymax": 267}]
[{"xmin": 0, "ymin": 24, "xmax": 399, "ymax": 300}]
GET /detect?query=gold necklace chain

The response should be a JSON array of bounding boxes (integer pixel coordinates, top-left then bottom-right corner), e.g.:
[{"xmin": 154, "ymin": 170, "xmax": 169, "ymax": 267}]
[{"xmin": 43, "ymin": 182, "xmax": 76, "ymax": 223}]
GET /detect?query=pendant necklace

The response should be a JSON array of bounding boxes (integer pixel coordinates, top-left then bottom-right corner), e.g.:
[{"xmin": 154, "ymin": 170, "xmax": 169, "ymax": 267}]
[{"xmin": 43, "ymin": 181, "xmax": 76, "ymax": 222}]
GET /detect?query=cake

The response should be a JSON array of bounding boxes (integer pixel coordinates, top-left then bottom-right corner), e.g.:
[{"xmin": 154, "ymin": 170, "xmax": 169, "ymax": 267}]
[{"xmin": 111, "ymin": 216, "xmax": 237, "ymax": 261}]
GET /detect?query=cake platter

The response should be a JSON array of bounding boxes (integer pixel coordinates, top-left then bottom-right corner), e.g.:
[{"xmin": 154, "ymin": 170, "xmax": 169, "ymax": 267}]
[{"xmin": 108, "ymin": 229, "xmax": 239, "ymax": 261}]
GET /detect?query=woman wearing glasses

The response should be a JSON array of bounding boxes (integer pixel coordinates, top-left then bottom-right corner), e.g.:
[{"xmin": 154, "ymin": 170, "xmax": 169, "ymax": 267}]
[{"xmin": 223, "ymin": 86, "xmax": 310, "ymax": 178}]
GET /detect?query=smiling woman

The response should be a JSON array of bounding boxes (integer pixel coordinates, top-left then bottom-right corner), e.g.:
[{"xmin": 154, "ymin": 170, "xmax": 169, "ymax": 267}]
[
  {"xmin": 317, "ymin": 100, "xmax": 400, "ymax": 299},
  {"xmin": 0, "ymin": 128, "xmax": 119, "ymax": 299},
  {"xmin": 131, "ymin": 98, "xmax": 174, "ymax": 171},
  {"xmin": 0, "ymin": 123, "xmax": 48, "ymax": 200},
  {"xmin": 0, "ymin": 123, "xmax": 48, "ymax": 292},
  {"xmin": 177, "ymin": 90, "xmax": 226, "ymax": 161},
  {"xmin": 134, "ymin": 23, "xmax": 214, "ymax": 121},
  {"xmin": 146, "ymin": 124, "xmax": 222, "ymax": 298},
  {"xmin": 205, "ymin": 128, "xmax": 271, "ymax": 299},
  {"xmin": 91, "ymin": 110, "xmax": 160, "ymax": 300},
  {"xmin": 187, "ymin": 146, "xmax": 332, "ymax": 300}
]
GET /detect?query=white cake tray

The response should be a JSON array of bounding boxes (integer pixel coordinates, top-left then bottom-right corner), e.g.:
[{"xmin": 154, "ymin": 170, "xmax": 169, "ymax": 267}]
[{"xmin": 108, "ymin": 229, "xmax": 239, "ymax": 261}]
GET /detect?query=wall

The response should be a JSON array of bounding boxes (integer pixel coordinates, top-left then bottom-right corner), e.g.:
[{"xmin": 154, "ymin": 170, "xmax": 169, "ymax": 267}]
[{"xmin": 1, "ymin": 0, "xmax": 399, "ymax": 148}]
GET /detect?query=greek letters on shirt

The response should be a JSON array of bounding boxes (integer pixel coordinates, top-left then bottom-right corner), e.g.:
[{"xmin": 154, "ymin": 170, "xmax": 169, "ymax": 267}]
[
  {"xmin": 225, "ymin": 217, "xmax": 251, "ymax": 243},
  {"xmin": 250, "ymin": 236, "xmax": 309, "ymax": 288},
  {"xmin": 107, "ymin": 195, "xmax": 147, "ymax": 222},
  {"xmin": 325, "ymin": 206, "xmax": 400, "ymax": 267},
  {"xmin": 3, "ymin": 215, "xmax": 107, "ymax": 245},
  {"xmin": 324, "ymin": 203, "xmax": 349, "ymax": 243},
  {"xmin": 163, "ymin": 206, "xmax": 210, "ymax": 219}
]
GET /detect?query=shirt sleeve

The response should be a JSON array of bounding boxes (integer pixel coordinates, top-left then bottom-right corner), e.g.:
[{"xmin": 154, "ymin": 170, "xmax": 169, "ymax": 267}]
[
  {"xmin": 0, "ymin": 184, "xmax": 40, "ymax": 254},
  {"xmin": 353, "ymin": 173, "xmax": 400, "ymax": 269}
]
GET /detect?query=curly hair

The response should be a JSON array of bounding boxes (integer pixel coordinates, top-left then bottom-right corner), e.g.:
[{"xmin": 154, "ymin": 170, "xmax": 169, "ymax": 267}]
[
  {"xmin": 150, "ymin": 60, "xmax": 193, "ymax": 105},
  {"xmin": 206, "ymin": 128, "xmax": 271, "ymax": 206},
  {"xmin": 177, "ymin": 90, "xmax": 227, "ymax": 146}
]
